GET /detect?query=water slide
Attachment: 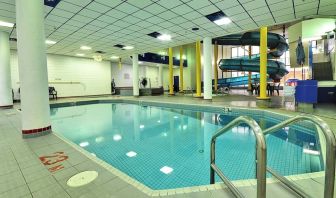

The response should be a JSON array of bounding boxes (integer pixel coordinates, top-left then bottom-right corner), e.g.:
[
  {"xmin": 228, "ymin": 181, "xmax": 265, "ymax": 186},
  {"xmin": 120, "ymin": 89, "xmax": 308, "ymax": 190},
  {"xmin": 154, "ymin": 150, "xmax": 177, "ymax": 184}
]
[
  {"xmin": 215, "ymin": 74, "xmax": 262, "ymax": 87},
  {"xmin": 216, "ymin": 32, "xmax": 289, "ymax": 80}
]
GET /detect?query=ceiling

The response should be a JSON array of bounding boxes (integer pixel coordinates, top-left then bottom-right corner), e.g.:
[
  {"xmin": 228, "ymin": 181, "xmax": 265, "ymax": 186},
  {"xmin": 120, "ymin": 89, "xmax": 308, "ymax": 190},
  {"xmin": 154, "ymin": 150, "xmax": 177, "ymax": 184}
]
[{"xmin": 0, "ymin": 0, "xmax": 335, "ymax": 61}]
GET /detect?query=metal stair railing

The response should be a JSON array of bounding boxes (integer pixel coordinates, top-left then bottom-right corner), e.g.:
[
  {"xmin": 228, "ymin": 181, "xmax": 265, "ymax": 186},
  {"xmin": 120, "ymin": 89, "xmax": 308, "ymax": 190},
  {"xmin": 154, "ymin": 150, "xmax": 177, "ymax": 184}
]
[
  {"xmin": 210, "ymin": 116, "xmax": 267, "ymax": 198},
  {"xmin": 263, "ymin": 115, "xmax": 336, "ymax": 198}
]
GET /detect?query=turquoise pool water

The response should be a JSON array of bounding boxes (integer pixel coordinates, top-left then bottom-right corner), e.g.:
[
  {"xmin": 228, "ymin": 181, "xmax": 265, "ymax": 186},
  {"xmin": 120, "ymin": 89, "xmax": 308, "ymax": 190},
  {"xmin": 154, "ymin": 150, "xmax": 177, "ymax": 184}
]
[{"xmin": 51, "ymin": 103, "xmax": 323, "ymax": 190}]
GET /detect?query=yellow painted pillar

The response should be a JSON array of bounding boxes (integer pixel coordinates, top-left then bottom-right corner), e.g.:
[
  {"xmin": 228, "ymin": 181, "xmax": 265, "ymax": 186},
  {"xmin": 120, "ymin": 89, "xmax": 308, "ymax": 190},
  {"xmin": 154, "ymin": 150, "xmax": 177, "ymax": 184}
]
[
  {"xmin": 179, "ymin": 46, "xmax": 184, "ymax": 93},
  {"xmin": 214, "ymin": 42, "xmax": 218, "ymax": 92},
  {"xmin": 118, "ymin": 57, "xmax": 122, "ymax": 70},
  {"xmin": 195, "ymin": 41, "xmax": 202, "ymax": 97},
  {"xmin": 257, "ymin": 27, "xmax": 269, "ymax": 100},
  {"xmin": 168, "ymin": 47, "xmax": 174, "ymax": 96},
  {"xmin": 247, "ymin": 46, "xmax": 252, "ymax": 91}
]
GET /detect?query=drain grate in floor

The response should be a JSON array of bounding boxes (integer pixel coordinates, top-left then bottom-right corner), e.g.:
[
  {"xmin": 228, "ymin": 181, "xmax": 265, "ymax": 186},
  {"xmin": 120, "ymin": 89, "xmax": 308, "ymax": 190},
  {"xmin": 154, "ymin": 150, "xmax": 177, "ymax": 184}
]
[{"xmin": 67, "ymin": 171, "xmax": 98, "ymax": 187}]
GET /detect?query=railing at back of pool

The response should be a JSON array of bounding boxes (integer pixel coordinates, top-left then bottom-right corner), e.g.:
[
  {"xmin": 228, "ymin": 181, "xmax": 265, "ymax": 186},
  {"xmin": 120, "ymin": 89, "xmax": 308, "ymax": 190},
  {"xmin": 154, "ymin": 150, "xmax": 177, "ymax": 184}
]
[
  {"xmin": 210, "ymin": 116, "xmax": 266, "ymax": 198},
  {"xmin": 210, "ymin": 114, "xmax": 336, "ymax": 198}
]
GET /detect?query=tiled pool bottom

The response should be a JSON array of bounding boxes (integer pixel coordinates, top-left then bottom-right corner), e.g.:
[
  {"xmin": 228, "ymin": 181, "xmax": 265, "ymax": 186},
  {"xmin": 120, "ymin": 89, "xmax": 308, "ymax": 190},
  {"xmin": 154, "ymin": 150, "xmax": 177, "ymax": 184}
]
[{"xmin": 51, "ymin": 101, "xmax": 323, "ymax": 190}]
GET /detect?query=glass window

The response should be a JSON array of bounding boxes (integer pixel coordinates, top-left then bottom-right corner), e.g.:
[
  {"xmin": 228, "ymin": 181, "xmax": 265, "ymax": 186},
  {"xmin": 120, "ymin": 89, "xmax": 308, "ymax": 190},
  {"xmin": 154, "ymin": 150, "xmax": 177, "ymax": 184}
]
[
  {"xmin": 238, "ymin": 47, "xmax": 245, "ymax": 57},
  {"xmin": 252, "ymin": 46, "xmax": 259, "ymax": 54},
  {"xmin": 231, "ymin": 47, "xmax": 238, "ymax": 58}
]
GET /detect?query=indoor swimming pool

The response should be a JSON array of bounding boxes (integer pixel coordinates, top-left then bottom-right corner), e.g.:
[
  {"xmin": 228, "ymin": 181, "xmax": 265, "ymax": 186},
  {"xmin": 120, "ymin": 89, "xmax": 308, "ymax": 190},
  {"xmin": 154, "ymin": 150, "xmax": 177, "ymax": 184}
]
[{"xmin": 51, "ymin": 102, "xmax": 323, "ymax": 190}]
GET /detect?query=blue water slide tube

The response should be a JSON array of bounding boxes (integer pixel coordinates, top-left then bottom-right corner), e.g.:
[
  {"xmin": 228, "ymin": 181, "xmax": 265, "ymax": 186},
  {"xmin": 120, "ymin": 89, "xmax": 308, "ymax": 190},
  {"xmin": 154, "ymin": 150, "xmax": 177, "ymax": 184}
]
[
  {"xmin": 216, "ymin": 32, "xmax": 289, "ymax": 80},
  {"xmin": 213, "ymin": 74, "xmax": 262, "ymax": 87},
  {"xmin": 219, "ymin": 59, "xmax": 288, "ymax": 80},
  {"xmin": 215, "ymin": 32, "xmax": 288, "ymax": 58}
]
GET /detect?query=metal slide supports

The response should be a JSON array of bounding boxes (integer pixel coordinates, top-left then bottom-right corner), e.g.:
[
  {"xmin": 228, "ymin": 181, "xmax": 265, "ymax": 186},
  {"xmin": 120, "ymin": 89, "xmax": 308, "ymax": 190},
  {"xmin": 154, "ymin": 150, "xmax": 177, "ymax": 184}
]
[
  {"xmin": 264, "ymin": 115, "xmax": 336, "ymax": 198},
  {"xmin": 210, "ymin": 116, "xmax": 267, "ymax": 198}
]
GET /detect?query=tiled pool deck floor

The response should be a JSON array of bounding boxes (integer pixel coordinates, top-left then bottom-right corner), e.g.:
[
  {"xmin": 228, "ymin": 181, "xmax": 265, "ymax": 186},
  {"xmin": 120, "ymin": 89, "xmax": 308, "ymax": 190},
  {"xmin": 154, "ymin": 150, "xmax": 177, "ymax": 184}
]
[{"xmin": 0, "ymin": 94, "xmax": 335, "ymax": 198}]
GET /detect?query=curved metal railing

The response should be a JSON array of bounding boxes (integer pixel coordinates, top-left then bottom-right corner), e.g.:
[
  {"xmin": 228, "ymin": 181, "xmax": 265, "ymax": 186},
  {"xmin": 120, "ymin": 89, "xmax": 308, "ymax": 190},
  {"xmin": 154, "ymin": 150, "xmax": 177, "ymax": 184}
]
[
  {"xmin": 210, "ymin": 116, "xmax": 267, "ymax": 198},
  {"xmin": 263, "ymin": 115, "xmax": 336, "ymax": 198}
]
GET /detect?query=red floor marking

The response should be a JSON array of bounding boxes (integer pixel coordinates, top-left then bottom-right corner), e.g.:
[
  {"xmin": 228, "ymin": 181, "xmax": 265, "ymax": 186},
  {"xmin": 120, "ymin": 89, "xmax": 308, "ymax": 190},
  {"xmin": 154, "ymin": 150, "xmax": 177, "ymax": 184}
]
[
  {"xmin": 48, "ymin": 164, "xmax": 65, "ymax": 172},
  {"xmin": 39, "ymin": 152, "xmax": 69, "ymax": 173}
]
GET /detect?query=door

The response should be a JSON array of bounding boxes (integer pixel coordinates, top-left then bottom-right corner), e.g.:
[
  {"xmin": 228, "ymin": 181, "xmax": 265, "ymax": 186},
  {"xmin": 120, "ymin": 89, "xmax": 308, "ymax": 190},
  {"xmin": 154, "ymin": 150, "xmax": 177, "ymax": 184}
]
[{"xmin": 174, "ymin": 76, "xmax": 179, "ymax": 92}]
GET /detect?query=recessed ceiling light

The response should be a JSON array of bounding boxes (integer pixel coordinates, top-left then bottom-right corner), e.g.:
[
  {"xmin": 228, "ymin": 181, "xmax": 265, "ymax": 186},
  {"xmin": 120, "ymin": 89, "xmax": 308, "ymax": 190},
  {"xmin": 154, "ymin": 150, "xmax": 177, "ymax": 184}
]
[
  {"xmin": 206, "ymin": 11, "xmax": 231, "ymax": 26},
  {"xmin": 76, "ymin": 53, "xmax": 85, "ymax": 57},
  {"xmin": 80, "ymin": 46, "xmax": 92, "ymax": 50},
  {"xmin": 0, "ymin": 20, "xmax": 14, "ymax": 28},
  {"xmin": 123, "ymin": 46, "xmax": 134, "ymax": 50},
  {"xmin": 214, "ymin": 17, "xmax": 231, "ymax": 25},
  {"xmin": 160, "ymin": 166, "xmax": 173, "ymax": 174},
  {"xmin": 157, "ymin": 34, "xmax": 171, "ymax": 41},
  {"xmin": 45, "ymin": 40, "xmax": 57, "ymax": 45},
  {"xmin": 138, "ymin": 61, "xmax": 143, "ymax": 64},
  {"xmin": 126, "ymin": 151, "xmax": 137, "ymax": 157},
  {"xmin": 111, "ymin": 56, "xmax": 119, "ymax": 59}
]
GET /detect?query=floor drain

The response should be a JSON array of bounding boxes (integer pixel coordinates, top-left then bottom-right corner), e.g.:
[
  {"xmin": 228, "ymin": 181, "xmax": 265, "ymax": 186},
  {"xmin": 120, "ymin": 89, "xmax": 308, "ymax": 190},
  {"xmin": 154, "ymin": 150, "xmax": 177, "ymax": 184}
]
[{"xmin": 67, "ymin": 171, "xmax": 98, "ymax": 187}]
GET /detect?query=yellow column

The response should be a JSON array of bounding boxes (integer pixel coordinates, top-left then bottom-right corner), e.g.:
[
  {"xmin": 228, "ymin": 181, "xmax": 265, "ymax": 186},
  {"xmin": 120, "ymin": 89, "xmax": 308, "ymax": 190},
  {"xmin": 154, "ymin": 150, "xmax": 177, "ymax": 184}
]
[
  {"xmin": 118, "ymin": 57, "xmax": 122, "ymax": 70},
  {"xmin": 195, "ymin": 41, "xmax": 202, "ymax": 97},
  {"xmin": 247, "ymin": 46, "xmax": 252, "ymax": 91},
  {"xmin": 169, "ymin": 47, "xmax": 174, "ymax": 96},
  {"xmin": 179, "ymin": 46, "xmax": 184, "ymax": 93},
  {"xmin": 214, "ymin": 42, "xmax": 218, "ymax": 92},
  {"xmin": 257, "ymin": 27, "xmax": 269, "ymax": 100}
]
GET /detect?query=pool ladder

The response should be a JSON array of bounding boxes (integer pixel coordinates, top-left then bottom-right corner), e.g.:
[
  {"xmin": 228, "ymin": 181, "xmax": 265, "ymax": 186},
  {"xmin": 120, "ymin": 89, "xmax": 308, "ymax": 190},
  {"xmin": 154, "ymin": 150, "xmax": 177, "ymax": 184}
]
[{"xmin": 210, "ymin": 115, "xmax": 336, "ymax": 198}]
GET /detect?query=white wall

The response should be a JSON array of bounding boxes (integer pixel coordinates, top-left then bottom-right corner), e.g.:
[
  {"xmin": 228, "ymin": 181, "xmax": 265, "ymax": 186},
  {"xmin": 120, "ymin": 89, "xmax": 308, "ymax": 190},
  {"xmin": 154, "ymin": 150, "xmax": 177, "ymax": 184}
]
[{"xmin": 10, "ymin": 51, "xmax": 111, "ymax": 98}]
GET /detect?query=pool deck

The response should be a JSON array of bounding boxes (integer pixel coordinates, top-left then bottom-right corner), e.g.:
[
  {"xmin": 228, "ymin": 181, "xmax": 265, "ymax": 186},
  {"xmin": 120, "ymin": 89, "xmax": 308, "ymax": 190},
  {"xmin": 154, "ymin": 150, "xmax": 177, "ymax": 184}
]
[{"xmin": 0, "ymin": 93, "xmax": 335, "ymax": 198}]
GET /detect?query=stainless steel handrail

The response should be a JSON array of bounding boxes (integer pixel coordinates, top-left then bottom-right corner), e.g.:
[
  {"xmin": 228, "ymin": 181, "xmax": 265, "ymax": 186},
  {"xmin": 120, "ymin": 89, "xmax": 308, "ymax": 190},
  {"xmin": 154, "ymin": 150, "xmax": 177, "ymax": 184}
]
[
  {"xmin": 264, "ymin": 115, "xmax": 336, "ymax": 198},
  {"xmin": 210, "ymin": 116, "xmax": 267, "ymax": 198}
]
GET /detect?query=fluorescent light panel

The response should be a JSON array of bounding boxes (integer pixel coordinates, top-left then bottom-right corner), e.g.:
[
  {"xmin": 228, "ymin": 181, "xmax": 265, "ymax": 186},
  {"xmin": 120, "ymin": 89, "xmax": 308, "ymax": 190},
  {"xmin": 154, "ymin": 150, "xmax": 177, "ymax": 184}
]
[
  {"xmin": 0, "ymin": 20, "xmax": 14, "ymax": 27},
  {"xmin": 111, "ymin": 56, "xmax": 119, "ymax": 59},
  {"xmin": 80, "ymin": 46, "xmax": 92, "ymax": 50},
  {"xmin": 213, "ymin": 17, "xmax": 231, "ymax": 25},
  {"xmin": 76, "ymin": 53, "xmax": 85, "ymax": 56},
  {"xmin": 123, "ymin": 46, "xmax": 134, "ymax": 50},
  {"xmin": 157, "ymin": 34, "xmax": 171, "ymax": 41},
  {"xmin": 46, "ymin": 40, "xmax": 57, "ymax": 45}
]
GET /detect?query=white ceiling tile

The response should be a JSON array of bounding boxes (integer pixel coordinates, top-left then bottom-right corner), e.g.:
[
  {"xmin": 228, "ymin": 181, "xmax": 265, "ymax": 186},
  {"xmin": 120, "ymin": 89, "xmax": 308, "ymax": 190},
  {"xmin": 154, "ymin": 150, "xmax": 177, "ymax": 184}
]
[
  {"xmin": 198, "ymin": 4, "xmax": 219, "ymax": 15},
  {"xmin": 127, "ymin": 0, "xmax": 153, "ymax": 8},
  {"xmin": 187, "ymin": 0, "xmax": 212, "ymax": 9},
  {"xmin": 123, "ymin": 15, "xmax": 142, "ymax": 24},
  {"xmin": 171, "ymin": 4, "xmax": 194, "ymax": 15},
  {"xmin": 182, "ymin": 11, "xmax": 203, "ymax": 20},
  {"xmin": 157, "ymin": 10, "xmax": 178, "ymax": 20},
  {"xmin": 157, "ymin": 0, "xmax": 183, "ymax": 9},
  {"xmin": 222, "ymin": 5, "xmax": 245, "ymax": 16},
  {"xmin": 56, "ymin": 1, "xmax": 82, "ymax": 13},
  {"xmin": 63, "ymin": 0, "xmax": 92, "ymax": 7},
  {"xmin": 116, "ymin": 2, "xmax": 139, "ymax": 14},
  {"xmin": 78, "ymin": 9, "xmax": 102, "ymax": 19},
  {"xmin": 146, "ymin": 16, "xmax": 165, "ymax": 24},
  {"xmin": 105, "ymin": 9, "xmax": 128, "ymax": 19},
  {"xmin": 132, "ymin": 10, "xmax": 153, "ymax": 20},
  {"xmin": 92, "ymin": 0, "xmax": 123, "ymax": 7},
  {"xmin": 143, "ymin": 4, "xmax": 166, "ymax": 15},
  {"xmin": 86, "ymin": 2, "xmax": 111, "ymax": 14}
]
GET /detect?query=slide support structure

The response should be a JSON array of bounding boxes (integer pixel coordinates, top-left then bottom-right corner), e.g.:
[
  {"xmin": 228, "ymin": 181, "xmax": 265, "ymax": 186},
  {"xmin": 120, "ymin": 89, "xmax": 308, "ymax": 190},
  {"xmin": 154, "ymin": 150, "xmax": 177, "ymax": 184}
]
[{"xmin": 257, "ymin": 27, "xmax": 270, "ymax": 100}]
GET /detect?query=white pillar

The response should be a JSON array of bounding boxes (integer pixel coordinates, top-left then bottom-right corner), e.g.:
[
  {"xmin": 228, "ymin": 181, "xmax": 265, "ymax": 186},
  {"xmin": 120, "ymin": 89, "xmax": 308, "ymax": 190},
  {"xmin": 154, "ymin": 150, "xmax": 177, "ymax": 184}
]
[
  {"xmin": 158, "ymin": 65, "xmax": 163, "ymax": 87},
  {"xmin": 0, "ymin": 32, "xmax": 13, "ymax": 108},
  {"xmin": 16, "ymin": 0, "xmax": 51, "ymax": 138},
  {"xmin": 203, "ymin": 37, "xmax": 213, "ymax": 100},
  {"xmin": 132, "ymin": 54, "xmax": 139, "ymax": 96}
]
